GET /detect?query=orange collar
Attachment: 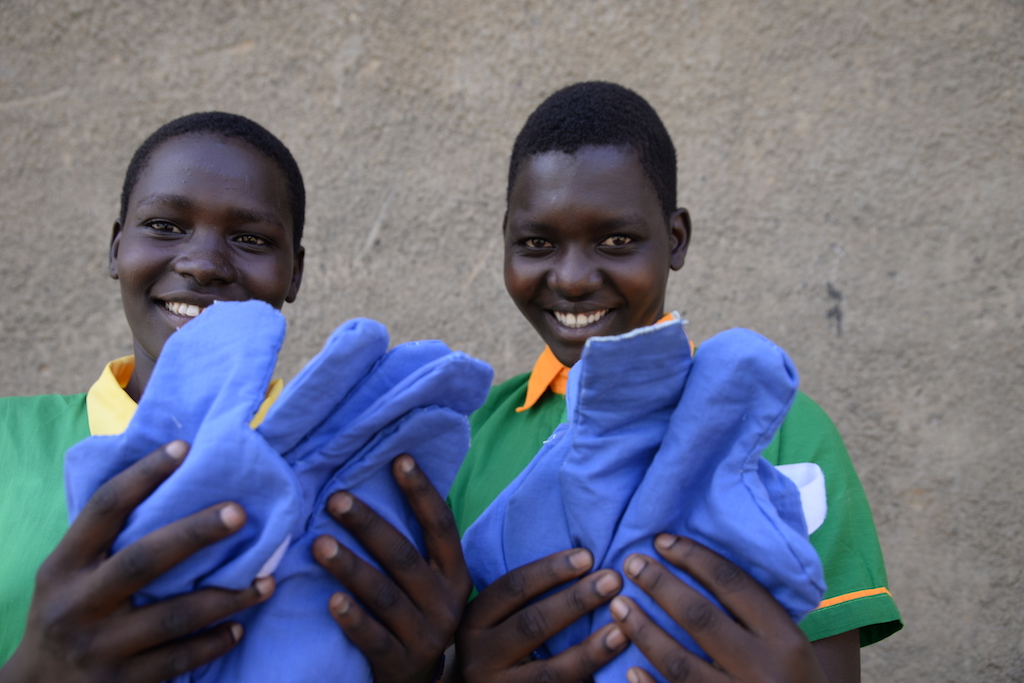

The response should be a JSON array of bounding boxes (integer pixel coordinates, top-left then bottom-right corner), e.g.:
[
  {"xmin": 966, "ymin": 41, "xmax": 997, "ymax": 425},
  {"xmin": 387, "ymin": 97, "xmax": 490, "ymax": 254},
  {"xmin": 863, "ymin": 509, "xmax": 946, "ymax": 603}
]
[{"xmin": 516, "ymin": 313, "xmax": 687, "ymax": 413}]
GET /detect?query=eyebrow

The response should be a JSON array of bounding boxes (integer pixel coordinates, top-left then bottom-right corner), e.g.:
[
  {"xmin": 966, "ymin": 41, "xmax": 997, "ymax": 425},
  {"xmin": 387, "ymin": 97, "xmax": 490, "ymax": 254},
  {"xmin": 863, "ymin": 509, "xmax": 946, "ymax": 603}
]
[{"xmin": 134, "ymin": 193, "xmax": 286, "ymax": 229}]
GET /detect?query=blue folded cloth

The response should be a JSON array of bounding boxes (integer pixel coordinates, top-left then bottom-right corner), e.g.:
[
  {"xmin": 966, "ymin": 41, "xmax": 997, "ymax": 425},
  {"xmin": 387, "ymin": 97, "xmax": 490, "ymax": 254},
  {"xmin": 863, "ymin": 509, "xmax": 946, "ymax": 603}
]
[
  {"xmin": 65, "ymin": 300, "xmax": 301, "ymax": 599},
  {"xmin": 462, "ymin": 318, "xmax": 825, "ymax": 682},
  {"xmin": 64, "ymin": 300, "xmax": 493, "ymax": 682}
]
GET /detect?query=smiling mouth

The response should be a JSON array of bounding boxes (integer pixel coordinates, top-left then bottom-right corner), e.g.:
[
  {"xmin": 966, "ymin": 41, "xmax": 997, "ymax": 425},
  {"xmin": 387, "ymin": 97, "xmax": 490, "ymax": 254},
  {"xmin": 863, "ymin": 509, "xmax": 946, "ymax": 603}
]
[
  {"xmin": 552, "ymin": 309, "xmax": 609, "ymax": 329},
  {"xmin": 164, "ymin": 301, "xmax": 206, "ymax": 318}
]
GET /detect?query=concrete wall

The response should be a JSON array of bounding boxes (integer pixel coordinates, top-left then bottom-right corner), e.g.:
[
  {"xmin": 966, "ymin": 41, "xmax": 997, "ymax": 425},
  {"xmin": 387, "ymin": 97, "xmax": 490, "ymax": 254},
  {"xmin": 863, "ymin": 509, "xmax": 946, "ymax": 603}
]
[{"xmin": 1, "ymin": 1, "xmax": 1021, "ymax": 680}]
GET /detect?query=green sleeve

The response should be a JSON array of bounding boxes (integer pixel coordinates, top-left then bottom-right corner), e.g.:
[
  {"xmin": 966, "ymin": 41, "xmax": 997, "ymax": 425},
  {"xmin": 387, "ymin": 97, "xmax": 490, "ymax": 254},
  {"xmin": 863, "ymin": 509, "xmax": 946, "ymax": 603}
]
[
  {"xmin": 762, "ymin": 392, "xmax": 903, "ymax": 646},
  {"xmin": 0, "ymin": 393, "xmax": 89, "ymax": 665}
]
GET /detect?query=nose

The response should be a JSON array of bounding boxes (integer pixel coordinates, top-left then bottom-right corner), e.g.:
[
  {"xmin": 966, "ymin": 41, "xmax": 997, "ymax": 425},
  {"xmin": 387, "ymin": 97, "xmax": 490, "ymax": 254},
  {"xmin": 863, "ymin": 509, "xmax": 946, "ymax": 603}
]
[
  {"xmin": 172, "ymin": 230, "xmax": 235, "ymax": 286},
  {"xmin": 548, "ymin": 246, "xmax": 602, "ymax": 298}
]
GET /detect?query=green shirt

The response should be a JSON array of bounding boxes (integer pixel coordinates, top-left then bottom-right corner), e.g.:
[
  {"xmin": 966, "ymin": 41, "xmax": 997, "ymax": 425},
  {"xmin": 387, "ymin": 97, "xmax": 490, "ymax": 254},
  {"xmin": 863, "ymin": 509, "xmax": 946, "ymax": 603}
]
[
  {"xmin": 0, "ymin": 393, "xmax": 89, "ymax": 663},
  {"xmin": 449, "ymin": 373, "xmax": 903, "ymax": 646}
]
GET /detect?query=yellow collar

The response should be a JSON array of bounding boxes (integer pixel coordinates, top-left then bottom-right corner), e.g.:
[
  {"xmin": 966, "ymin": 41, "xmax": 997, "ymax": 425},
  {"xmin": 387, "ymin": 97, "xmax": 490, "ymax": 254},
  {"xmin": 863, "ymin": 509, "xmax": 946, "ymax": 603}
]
[
  {"xmin": 516, "ymin": 313, "xmax": 689, "ymax": 413},
  {"xmin": 86, "ymin": 356, "xmax": 283, "ymax": 436}
]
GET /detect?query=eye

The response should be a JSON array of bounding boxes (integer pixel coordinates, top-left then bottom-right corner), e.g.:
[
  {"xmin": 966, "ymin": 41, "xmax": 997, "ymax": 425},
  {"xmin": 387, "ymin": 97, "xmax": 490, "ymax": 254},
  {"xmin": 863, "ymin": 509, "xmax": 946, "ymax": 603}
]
[
  {"xmin": 522, "ymin": 237, "xmax": 553, "ymax": 250},
  {"xmin": 235, "ymin": 234, "xmax": 269, "ymax": 246},
  {"xmin": 600, "ymin": 235, "xmax": 633, "ymax": 247},
  {"xmin": 146, "ymin": 220, "xmax": 184, "ymax": 234}
]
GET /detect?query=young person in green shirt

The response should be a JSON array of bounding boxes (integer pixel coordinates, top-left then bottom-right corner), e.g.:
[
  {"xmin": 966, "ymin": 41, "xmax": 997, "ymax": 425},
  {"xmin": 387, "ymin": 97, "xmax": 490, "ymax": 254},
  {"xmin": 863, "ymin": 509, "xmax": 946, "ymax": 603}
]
[
  {"xmin": 0, "ymin": 112, "xmax": 467, "ymax": 683},
  {"xmin": 449, "ymin": 82, "xmax": 902, "ymax": 683}
]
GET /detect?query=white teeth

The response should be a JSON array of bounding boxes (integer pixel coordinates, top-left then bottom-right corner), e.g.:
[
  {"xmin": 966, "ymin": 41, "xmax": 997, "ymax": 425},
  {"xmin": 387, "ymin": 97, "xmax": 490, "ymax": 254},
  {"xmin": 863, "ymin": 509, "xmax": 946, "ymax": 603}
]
[
  {"xmin": 554, "ymin": 310, "xmax": 609, "ymax": 329},
  {"xmin": 165, "ymin": 302, "xmax": 205, "ymax": 318}
]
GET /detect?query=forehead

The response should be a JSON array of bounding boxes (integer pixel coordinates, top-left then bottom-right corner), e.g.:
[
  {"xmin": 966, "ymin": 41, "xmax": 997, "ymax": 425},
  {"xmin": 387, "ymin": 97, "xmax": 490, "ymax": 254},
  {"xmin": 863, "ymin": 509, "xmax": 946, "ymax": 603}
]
[
  {"xmin": 508, "ymin": 145, "xmax": 662, "ymax": 220},
  {"xmin": 129, "ymin": 133, "xmax": 291, "ymax": 225}
]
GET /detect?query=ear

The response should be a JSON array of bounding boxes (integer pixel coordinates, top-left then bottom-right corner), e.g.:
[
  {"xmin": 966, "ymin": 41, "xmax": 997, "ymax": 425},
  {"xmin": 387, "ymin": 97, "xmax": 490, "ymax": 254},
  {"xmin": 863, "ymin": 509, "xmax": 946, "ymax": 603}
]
[
  {"xmin": 285, "ymin": 245, "xmax": 305, "ymax": 303},
  {"xmin": 108, "ymin": 220, "xmax": 123, "ymax": 279},
  {"xmin": 668, "ymin": 208, "xmax": 691, "ymax": 271}
]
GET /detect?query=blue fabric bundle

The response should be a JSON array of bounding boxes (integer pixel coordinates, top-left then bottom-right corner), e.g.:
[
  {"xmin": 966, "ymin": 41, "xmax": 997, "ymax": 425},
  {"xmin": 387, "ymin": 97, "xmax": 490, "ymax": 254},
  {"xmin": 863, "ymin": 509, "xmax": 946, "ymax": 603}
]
[
  {"xmin": 462, "ymin": 318, "xmax": 825, "ymax": 683},
  {"xmin": 64, "ymin": 300, "xmax": 493, "ymax": 682}
]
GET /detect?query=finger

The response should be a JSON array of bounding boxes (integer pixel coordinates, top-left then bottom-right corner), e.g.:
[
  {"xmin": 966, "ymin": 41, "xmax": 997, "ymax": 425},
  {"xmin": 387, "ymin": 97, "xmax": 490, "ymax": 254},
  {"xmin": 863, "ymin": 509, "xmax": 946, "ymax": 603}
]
[
  {"xmin": 610, "ymin": 596, "xmax": 729, "ymax": 683},
  {"xmin": 324, "ymin": 589, "xmax": 402, "ymax": 666},
  {"xmin": 325, "ymin": 490, "xmax": 436, "ymax": 599},
  {"xmin": 392, "ymin": 455, "xmax": 470, "ymax": 590},
  {"xmin": 53, "ymin": 440, "xmax": 189, "ymax": 568},
  {"xmin": 86, "ymin": 502, "xmax": 247, "ymax": 601},
  {"xmin": 96, "ymin": 577, "xmax": 275, "ymax": 657},
  {"xmin": 313, "ymin": 534, "xmax": 420, "ymax": 638},
  {"xmin": 524, "ymin": 622, "xmax": 630, "ymax": 683},
  {"xmin": 463, "ymin": 548, "xmax": 595, "ymax": 628},
  {"xmin": 481, "ymin": 568, "xmax": 623, "ymax": 664},
  {"xmin": 652, "ymin": 535, "xmax": 786, "ymax": 634},
  {"xmin": 623, "ymin": 552, "xmax": 756, "ymax": 666},
  {"xmin": 118, "ymin": 621, "xmax": 243, "ymax": 683}
]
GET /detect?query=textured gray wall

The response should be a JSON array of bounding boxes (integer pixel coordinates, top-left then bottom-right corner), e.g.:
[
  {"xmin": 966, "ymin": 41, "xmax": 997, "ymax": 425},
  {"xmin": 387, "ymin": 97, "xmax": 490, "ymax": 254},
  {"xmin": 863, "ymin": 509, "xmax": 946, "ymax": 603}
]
[{"xmin": 1, "ymin": 1, "xmax": 1022, "ymax": 680}]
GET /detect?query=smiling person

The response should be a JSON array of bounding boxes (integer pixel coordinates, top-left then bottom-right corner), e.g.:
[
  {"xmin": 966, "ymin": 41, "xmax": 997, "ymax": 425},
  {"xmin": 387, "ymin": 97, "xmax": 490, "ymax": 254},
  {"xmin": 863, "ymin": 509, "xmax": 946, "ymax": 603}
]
[
  {"xmin": 0, "ymin": 112, "xmax": 467, "ymax": 683},
  {"xmin": 449, "ymin": 82, "xmax": 902, "ymax": 683}
]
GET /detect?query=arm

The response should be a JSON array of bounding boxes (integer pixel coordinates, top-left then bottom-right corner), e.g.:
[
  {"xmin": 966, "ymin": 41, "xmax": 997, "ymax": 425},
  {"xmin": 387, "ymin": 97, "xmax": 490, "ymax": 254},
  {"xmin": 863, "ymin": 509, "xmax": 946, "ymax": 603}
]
[
  {"xmin": 312, "ymin": 455, "xmax": 473, "ymax": 683},
  {"xmin": 0, "ymin": 441, "xmax": 274, "ymax": 683},
  {"xmin": 610, "ymin": 534, "xmax": 829, "ymax": 683},
  {"xmin": 455, "ymin": 548, "xmax": 627, "ymax": 683}
]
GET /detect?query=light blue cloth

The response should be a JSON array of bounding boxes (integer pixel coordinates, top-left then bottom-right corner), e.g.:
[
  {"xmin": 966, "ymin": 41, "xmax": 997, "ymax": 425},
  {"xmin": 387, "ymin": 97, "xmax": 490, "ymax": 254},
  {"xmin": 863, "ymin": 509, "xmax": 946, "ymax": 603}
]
[
  {"xmin": 462, "ymin": 318, "xmax": 825, "ymax": 683},
  {"xmin": 64, "ymin": 300, "xmax": 493, "ymax": 682}
]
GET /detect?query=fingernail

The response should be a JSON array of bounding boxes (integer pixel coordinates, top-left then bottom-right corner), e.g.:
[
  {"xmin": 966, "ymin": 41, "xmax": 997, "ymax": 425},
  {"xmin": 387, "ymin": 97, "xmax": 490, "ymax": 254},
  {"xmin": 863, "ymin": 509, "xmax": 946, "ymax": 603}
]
[
  {"xmin": 626, "ymin": 668, "xmax": 641, "ymax": 683},
  {"xmin": 329, "ymin": 492, "xmax": 354, "ymax": 516},
  {"xmin": 397, "ymin": 456, "xmax": 415, "ymax": 474},
  {"xmin": 219, "ymin": 504, "xmax": 245, "ymax": 530},
  {"xmin": 317, "ymin": 536, "xmax": 340, "ymax": 560},
  {"xmin": 568, "ymin": 549, "xmax": 592, "ymax": 570},
  {"xmin": 604, "ymin": 625, "xmax": 626, "ymax": 650},
  {"xmin": 254, "ymin": 576, "xmax": 275, "ymax": 598},
  {"xmin": 610, "ymin": 596, "xmax": 630, "ymax": 621},
  {"xmin": 330, "ymin": 592, "xmax": 350, "ymax": 615},
  {"xmin": 230, "ymin": 623, "xmax": 243, "ymax": 642},
  {"xmin": 655, "ymin": 533, "xmax": 678, "ymax": 550},
  {"xmin": 625, "ymin": 556, "xmax": 647, "ymax": 578},
  {"xmin": 166, "ymin": 440, "xmax": 188, "ymax": 460},
  {"xmin": 594, "ymin": 571, "xmax": 620, "ymax": 597}
]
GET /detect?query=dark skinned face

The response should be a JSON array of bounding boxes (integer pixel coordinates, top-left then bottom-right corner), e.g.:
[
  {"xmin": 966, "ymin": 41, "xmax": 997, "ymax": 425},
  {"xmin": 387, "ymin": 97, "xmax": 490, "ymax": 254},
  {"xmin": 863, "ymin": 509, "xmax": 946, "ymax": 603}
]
[
  {"xmin": 109, "ymin": 133, "xmax": 304, "ymax": 401},
  {"xmin": 504, "ymin": 145, "xmax": 690, "ymax": 367}
]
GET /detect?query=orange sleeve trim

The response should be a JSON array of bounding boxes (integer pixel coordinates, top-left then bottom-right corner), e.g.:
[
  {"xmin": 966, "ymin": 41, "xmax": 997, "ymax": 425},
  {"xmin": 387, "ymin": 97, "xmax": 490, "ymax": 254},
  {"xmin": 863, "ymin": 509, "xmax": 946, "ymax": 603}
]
[{"xmin": 816, "ymin": 587, "xmax": 893, "ymax": 610}]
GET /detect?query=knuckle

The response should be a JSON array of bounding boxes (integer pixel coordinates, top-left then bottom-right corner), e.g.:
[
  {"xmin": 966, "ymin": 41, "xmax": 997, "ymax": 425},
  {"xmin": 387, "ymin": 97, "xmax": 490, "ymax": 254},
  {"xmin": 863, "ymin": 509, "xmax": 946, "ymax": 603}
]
[
  {"xmin": 500, "ymin": 567, "xmax": 529, "ymax": 602},
  {"xmin": 160, "ymin": 603, "xmax": 201, "ymax": 636},
  {"xmin": 160, "ymin": 647, "xmax": 199, "ymax": 679},
  {"xmin": 87, "ymin": 480, "xmax": 124, "ymax": 518},
  {"xmin": 515, "ymin": 606, "xmax": 547, "ymax": 641},
  {"xmin": 371, "ymin": 580, "xmax": 401, "ymax": 612},
  {"xmin": 681, "ymin": 600, "xmax": 715, "ymax": 632},
  {"xmin": 386, "ymin": 539, "xmax": 422, "ymax": 573},
  {"xmin": 663, "ymin": 653, "xmax": 692, "ymax": 681},
  {"xmin": 116, "ymin": 546, "xmax": 156, "ymax": 581},
  {"xmin": 535, "ymin": 667, "xmax": 567, "ymax": 683},
  {"xmin": 711, "ymin": 560, "xmax": 745, "ymax": 593},
  {"xmin": 428, "ymin": 505, "xmax": 459, "ymax": 539},
  {"xmin": 565, "ymin": 585, "xmax": 590, "ymax": 613}
]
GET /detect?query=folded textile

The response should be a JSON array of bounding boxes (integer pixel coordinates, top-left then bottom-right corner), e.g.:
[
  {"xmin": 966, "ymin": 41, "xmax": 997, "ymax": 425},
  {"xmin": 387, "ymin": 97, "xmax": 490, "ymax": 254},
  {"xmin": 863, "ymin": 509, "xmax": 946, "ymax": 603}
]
[
  {"xmin": 64, "ymin": 300, "xmax": 493, "ymax": 682},
  {"xmin": 65, "ymin": 300, "xmax": 301, "ymax": 599},
  {"xmin": 462, "ymin": 318, "xmax": 826, "ymax": 683}
]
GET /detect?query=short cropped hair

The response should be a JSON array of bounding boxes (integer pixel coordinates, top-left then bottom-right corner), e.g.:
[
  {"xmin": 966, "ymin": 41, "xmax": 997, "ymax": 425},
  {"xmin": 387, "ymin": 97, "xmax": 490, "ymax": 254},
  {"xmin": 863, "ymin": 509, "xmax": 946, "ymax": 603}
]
[
  {"xmin": 508, "ymin": 82, "xmax": 677, "ymax": 219},
  {"xmin": 119, "ymin": 112, "xmax": 306, "ymax": 250}
]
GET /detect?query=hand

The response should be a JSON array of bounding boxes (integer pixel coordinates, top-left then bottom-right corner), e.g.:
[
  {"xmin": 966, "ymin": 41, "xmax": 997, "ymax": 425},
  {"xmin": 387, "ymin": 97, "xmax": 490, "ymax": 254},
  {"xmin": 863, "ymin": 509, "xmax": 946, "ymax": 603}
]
[
  {"xmin": 0, "ymin": 440, "xmax": 275, "ymax": 683},
  {"xmin": 312, "ymin": 455, "xmax": 472, "ymax": 683},
  {"xmin": 455, "ymin": 547, "xmax": 628, "ymax": 683},
  {"xmin": 609, "ymin": 534, "xmax": 828, "ymax": 683}
]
